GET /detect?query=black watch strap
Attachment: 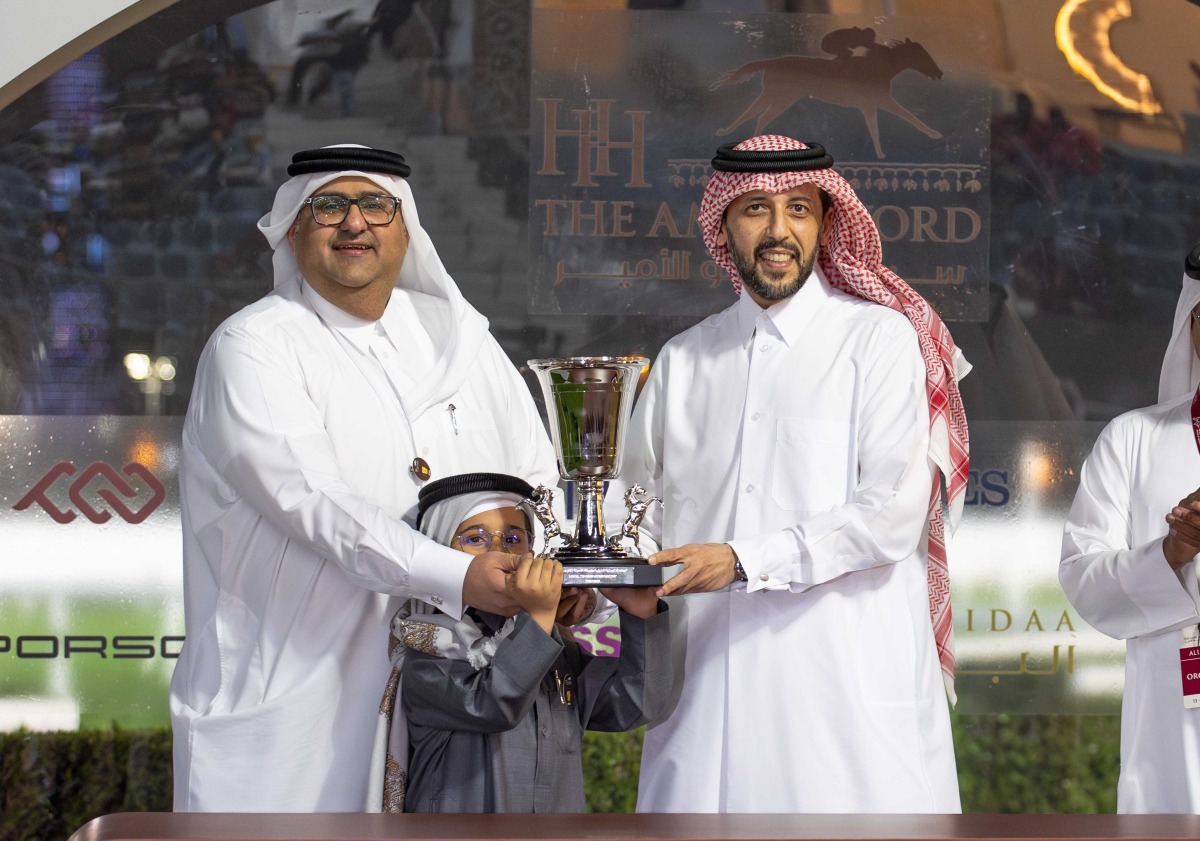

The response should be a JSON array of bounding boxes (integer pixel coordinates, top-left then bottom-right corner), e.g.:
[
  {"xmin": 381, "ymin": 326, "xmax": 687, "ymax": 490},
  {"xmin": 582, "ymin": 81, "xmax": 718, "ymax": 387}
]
[{"xmin": 733, "ymin": 553, "xmax": 748, "ymax": 582}]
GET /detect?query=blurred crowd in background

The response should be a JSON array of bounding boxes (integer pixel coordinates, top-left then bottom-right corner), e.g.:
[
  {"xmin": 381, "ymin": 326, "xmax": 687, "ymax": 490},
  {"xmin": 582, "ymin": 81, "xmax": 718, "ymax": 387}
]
[{"xmin": 1, "ymin": 0, "xmax": 1198, "ymax": 423}]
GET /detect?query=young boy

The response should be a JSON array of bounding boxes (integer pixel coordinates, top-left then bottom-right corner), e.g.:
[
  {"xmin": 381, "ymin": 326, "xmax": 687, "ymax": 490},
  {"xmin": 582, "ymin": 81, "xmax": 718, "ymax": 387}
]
[{"xmin": 371, "ymin": 472, "xmax": 671, "ymax": 813}]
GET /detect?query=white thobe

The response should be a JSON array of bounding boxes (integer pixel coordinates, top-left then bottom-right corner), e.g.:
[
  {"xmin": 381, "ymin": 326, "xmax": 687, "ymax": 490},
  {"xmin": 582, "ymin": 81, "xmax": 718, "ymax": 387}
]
[
  {"xmin": 1060, "ymin": 394, "xmax": 1200, "ymax": 813},
  {"xmin": 623, "ymin": 268, "xmax": 960, "ymax": 813},
  {"xmin": 170, "ymin": 276, "xmax": 557, "ymax": 812}
]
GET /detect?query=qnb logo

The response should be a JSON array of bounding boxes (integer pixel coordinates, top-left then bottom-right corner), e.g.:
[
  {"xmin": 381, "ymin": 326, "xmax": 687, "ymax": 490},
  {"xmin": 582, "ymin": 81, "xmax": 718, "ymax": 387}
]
[{"xmin": 13, "ymin": 461, "xmax": 166, "ymax": 524}]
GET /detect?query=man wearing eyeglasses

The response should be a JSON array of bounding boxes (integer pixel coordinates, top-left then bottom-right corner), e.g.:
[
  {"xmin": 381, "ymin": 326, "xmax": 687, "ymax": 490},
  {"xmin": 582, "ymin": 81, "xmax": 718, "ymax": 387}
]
[{"xmin": 170, "ymin": 145, "xmax": 559, "ymax": 812}]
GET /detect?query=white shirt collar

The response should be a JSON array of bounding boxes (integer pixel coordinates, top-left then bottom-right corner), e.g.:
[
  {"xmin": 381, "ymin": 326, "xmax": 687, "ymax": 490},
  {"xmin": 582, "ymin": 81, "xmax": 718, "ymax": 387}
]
[
  {"xmin": 301, "ymin": 279, "xmax": 379, "ymax": 353},
  {"xmin": 733, "ymin": 264, "xmax": 833, "ymax": 347},
  {"xmin": 299, "ymin": 279, "xmax": 424, "ymax": 357}
]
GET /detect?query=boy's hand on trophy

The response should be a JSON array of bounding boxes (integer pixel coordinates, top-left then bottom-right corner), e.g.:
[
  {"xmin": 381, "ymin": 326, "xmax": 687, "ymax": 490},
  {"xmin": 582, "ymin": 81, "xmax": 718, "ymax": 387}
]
[
  {"xmin": 507, "ymin": 554, "xmax": 564, "ymax": 633},
  {"xmin": 555, "ymin": 586, "xmax": 596, "ymax": 627},
  {"xmin": 650, "ymin": 543, "xmax": 737, "ymax": 596}
]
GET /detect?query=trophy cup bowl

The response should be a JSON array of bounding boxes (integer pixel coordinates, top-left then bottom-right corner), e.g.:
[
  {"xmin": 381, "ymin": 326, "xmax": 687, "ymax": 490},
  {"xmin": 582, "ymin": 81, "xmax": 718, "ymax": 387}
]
[{"xmin": 526, "ymin": 357, "xmax": 665, "ymax": 587}]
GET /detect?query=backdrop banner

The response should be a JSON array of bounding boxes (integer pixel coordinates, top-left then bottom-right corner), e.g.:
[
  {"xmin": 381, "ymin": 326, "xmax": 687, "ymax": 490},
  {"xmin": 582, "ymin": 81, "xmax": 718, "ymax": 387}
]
[
  {"xmin": 0, "ymin": 416, "xmax": 183, "ymax": 730},
  {"xmin": 529, "ymin": 9, "xmax": 991, "ymax": 320}
]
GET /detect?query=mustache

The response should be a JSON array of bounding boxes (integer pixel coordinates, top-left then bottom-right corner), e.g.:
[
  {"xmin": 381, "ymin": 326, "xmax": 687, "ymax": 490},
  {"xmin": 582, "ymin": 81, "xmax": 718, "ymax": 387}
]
[{"xmin": 754, "ymin": 238, "xmax": 801, "ymax": 261}]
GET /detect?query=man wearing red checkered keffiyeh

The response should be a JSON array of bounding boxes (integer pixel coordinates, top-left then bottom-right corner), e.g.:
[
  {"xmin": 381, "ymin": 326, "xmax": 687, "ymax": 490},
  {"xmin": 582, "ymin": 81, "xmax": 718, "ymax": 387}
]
[{"xmin": 620, "ymin": 134, "xmax": 969, "ymax": 814}]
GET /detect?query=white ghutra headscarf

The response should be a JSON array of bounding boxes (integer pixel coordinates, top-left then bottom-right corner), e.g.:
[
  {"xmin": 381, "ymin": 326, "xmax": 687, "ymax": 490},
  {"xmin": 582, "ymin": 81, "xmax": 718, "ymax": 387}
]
[
  {"xmin": 256, "ymin": 143, "xmax": 489, "ymax": 419},
  {"xmin": 1159, "ymin": 267, "xmax": 1200, "ymax": 403}
]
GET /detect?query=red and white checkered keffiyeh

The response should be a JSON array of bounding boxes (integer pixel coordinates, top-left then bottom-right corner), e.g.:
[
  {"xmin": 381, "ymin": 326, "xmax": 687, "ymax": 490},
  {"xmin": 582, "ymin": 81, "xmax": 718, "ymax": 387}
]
[{"xmin": 701, "ymin": 134, "xmax": 970, "ymax": 693}]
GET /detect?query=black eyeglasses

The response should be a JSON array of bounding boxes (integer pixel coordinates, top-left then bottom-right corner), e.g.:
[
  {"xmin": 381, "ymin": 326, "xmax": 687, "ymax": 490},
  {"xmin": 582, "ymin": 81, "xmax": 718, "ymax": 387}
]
[
  {"xmin": 451, "ymin": 526, "xmax": 533, "ymax": 555},
  {"xmin": 301, "ymin": 195, "xmax": 402, "ymax": 226}
]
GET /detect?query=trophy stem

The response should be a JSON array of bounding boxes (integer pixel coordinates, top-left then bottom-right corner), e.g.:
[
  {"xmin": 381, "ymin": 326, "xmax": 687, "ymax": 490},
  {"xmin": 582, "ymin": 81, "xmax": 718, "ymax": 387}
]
[{"xmin": 573, "ymin": 478, "xmax": 608, "ymax": 551}]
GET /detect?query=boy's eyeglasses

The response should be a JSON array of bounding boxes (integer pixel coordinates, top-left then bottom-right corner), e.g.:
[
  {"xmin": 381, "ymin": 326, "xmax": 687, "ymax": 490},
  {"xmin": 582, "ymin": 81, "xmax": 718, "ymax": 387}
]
[{"xmin": 452, "ymin": 526, "xmax": 533, "ymax": 555}]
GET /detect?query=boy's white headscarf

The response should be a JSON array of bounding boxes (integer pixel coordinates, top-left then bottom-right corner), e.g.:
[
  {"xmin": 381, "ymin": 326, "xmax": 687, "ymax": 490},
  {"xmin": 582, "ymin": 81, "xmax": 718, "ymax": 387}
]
[
  {"xmin": 257, "ymin": 143, "xmax": 488, "ymax": 418},
  {"xmin": 1159, "ymin": 268, "xmax": 1200, "ymax": 403},
  {"xmin": 418, "ymin": 491, "xmax": 530, "ymax": 547}
]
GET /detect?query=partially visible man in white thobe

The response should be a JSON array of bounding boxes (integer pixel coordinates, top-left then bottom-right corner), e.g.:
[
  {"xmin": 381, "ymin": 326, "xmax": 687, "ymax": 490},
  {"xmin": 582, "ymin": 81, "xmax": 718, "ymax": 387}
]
[
  {"xmin": 169, "ymin": 145, "xmax": 558, "ymax": 812},
  {"xmin": 621, "ymin": 135, "xmax": 970, "ymax": 813},
  {"xmin": 1060, "ymin": 249, "xmax": 1200, "ymax": 813}
]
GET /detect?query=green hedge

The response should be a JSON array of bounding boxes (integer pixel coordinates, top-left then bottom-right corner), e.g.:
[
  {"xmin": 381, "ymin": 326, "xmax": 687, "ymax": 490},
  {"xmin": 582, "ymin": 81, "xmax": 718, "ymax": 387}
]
[
  {"xmin": 1, "ymin": 727, "xmax": 172, "ymax": 841},
  {"xmin": 2, "ymin": 714, "xmax": 1120, "ymax": 841},
  {"xmin": 584, "ymin": 714, "xmax": 1121, "ymax": 815},
  {"xmin": 954, "ymin": 714, "xmax": 1119, "ymax": 813}
]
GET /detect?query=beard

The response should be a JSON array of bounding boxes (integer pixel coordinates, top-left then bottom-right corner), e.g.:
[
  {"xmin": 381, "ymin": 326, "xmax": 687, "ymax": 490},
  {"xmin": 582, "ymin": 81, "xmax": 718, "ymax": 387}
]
[{"xmin": 729, "ymin": 233, "xmax": 820, "ymax": 302}]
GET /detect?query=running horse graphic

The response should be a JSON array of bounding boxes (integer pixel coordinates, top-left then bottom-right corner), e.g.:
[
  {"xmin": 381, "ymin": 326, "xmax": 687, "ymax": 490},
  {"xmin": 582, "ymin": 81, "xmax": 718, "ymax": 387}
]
[{"xmin": 711, "ymin": 28, "xmax": 944, "ymax": 159}]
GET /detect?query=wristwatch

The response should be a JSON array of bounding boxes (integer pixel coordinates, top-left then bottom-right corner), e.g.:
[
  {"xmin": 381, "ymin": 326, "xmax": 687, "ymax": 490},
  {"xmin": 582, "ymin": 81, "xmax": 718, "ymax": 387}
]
[{"xmin": 732, "ymin": 550, "xmax": 748, "ymax": 582}]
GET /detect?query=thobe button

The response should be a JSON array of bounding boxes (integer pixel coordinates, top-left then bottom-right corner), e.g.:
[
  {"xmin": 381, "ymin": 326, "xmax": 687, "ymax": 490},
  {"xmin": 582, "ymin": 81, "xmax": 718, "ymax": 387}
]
[
  {"xmin": 759, "ymin": 573, "xmax": 769, "ymax": 582},
  {"xmin": 430, "ymin": 595, "xmax": 443, "ymax": 605},
  {"xmin": 540, "ymin": 727, "xmax": 549, "ymax": 736},
  {"xmin": 745, "ymin": 484, "xmax": 754, "ymax": 493},
  {"xmin": 751, "ymin": 412, "xmax": 761, "ymax": 421},
  {"xmin": 759, "ymin": 343, "xmax": 770, "ymax": 352}
]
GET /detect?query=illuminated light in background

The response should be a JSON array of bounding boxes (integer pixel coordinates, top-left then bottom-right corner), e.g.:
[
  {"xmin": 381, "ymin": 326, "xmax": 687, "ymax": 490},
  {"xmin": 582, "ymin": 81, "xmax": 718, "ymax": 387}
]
[
  {"xmin": 123, "ymin": 353, "xmax": 178, "ymax": 415},
  {"xmin": 129, "ymin": 436, "xmax": 162, "ymax": 471},
  {"xmin": 1055, "ymin": 0, "xmax": 1163, "ymax": 115},
  {"xmin": 154, "ymin": 357, "xmax": 176, "ymax": 382},
  {"xmin": 123, "ymin": 352, "xmax": 151, "ymax": 381},
  {"xmin": 1021, "ymin": 448, "xmax": 1057, "ymax": 491}
]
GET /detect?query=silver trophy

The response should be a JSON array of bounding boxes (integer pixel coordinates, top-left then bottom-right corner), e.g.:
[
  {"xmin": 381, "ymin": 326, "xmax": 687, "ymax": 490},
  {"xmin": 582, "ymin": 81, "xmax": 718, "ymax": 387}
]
[{"xmin": 526, "ymin": 357, "xmax": 664, "ymax": 587}]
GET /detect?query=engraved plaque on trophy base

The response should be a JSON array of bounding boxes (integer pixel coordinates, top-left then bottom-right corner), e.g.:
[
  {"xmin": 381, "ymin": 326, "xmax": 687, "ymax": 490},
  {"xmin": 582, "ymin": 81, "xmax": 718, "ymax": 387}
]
[{"xmin": 561, "ymin": 562, "xmax": 666, "ymax": 588}]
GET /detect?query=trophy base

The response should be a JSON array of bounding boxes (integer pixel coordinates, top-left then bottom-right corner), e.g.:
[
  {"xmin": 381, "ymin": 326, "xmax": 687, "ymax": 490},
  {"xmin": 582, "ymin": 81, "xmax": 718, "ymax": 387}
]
[
  {"xmin": 560, "ymin": 563, "xmax": 666, "ymax": 588},
  {"xmin": 543, "ymin": 543, "xmax": 665, "ymax": 587}
]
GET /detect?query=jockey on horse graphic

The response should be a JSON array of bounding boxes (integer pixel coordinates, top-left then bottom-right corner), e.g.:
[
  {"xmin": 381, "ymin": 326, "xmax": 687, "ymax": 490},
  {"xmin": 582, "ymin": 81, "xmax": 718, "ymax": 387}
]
[{"xmin": 711, "ymin": 27, "xmax": 944, "ymax": 159}]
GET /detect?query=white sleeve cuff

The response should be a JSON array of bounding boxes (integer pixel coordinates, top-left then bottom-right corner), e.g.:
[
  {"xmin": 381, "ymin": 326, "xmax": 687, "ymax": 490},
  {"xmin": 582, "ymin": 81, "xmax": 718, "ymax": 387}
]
[
  {"xmin": 1180, "ymin": 561, "xmax": 1200, "ymax": 607},
  {"xmin": 1119, "ymin": 538, "xmax": 1200, "ymax": 625},
  {"xmin": 728, "ymin": 534, "xmax": 790, "ymax": 592},
  {"xmin": 407, "ymin": 539, "xmax": 473, "ymax": 618}
]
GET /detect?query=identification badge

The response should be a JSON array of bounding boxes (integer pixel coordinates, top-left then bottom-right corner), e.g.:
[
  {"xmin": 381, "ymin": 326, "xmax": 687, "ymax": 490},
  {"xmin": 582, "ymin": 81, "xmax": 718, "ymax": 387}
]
[{"xmin": 1179, "ymin": 625, "xmax": 1200, "ymax": 708}]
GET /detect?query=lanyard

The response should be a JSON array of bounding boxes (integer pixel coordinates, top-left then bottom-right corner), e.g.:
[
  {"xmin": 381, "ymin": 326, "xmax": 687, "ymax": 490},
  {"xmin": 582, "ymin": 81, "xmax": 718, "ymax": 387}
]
[
  {"xmin": 1182, "ymin": 386, "xmax": 1200, "ymax": 707},
  {"xmin": 1192, "ymin": 385, "xmax": 1200, "ymax": 456}
]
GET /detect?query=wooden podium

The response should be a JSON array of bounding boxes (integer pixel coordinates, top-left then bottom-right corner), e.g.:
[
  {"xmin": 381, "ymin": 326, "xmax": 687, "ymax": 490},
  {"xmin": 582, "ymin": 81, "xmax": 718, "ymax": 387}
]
[{"xmin": 68, "ymin": 812, "xmax": 1200, "ymax": 841}]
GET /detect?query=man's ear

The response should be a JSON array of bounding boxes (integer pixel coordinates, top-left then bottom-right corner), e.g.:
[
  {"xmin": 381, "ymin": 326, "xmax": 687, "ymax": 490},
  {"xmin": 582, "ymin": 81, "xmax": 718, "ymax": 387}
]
[
  {"xmin": 287, "ymin": 220, "xmax": 299, "ymax": 249},
  {"xmin": 716, "ymin": 220, "xmax": 728, "ymax": 249},
  {"xmin": 819, "ymin": 212, "xmax": 832, "ymax": 248}
]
